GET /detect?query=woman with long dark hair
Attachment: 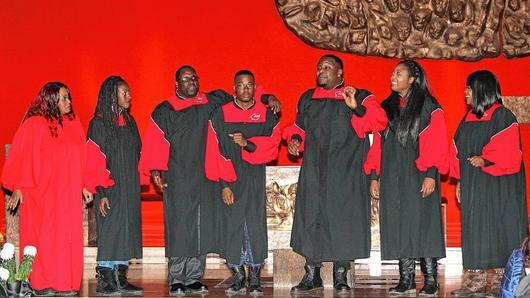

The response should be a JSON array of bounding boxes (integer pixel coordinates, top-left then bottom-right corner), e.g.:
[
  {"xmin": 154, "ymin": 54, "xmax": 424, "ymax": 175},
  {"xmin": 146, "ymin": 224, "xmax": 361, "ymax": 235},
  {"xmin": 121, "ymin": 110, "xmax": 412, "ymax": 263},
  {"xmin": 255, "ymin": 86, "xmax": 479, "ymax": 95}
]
[
  {"xmin": 367, "ymin": 60, "xmax": 449, "ymax": 297},
  {"xmin": 85, "ymin": 76, "xmax": 143, "ymax": 296},
  {"xmin": 450, "ymin": 70, "xmax": 527, "ymax": 298},
  {"xmin": 1, "ymin": 82, "xmax": 92, "ymax": 296}
]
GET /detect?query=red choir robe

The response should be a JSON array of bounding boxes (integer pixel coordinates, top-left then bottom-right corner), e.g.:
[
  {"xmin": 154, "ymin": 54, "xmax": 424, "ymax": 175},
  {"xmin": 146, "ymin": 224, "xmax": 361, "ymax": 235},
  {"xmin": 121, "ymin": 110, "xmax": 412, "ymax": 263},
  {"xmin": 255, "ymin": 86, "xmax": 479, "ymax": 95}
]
[{"xmin": 1, "ymin": 115, "xmax": 85, "ymax": 291}]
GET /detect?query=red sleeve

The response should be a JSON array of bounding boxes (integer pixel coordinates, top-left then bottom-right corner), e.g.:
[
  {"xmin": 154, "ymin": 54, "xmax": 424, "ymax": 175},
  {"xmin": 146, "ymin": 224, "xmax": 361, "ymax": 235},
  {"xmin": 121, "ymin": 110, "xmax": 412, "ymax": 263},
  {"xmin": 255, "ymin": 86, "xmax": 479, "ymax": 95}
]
[
  {"xmin": 138, "ymin": 117, "xmax": 170, "ymax": 185},
  {"xmin": 205, "ymin": 120, "xmax": 237, "ymax": 182},
  {"xmin": 449, "ymin": 139, "xmax": 460, "ymax": 179},
  {"xmin": 415, "ymin": 108, "xmax": 449, "ymax": 174},
  {"xmin": 350, "ymin": 95, "xmax": 388, "ymax": 138},
  {"xmin": 363, "ymin": 132, "xmax": 382, "ymax": 176},
  {"xmin": 1, "ymin": 118, "xmax": 43, "ymax": 191},
  {"xmin": 480, "ymin": 122, "xmax": 522, "ymax": 176},
  {"xmin": 282, "ymin": 124, "xmax": 306, "ymax": 152},
  {"xmin": 84, "ymin": 139, "xmax": 115, "ymax": 193},
  {"xmin": 242, "ymin": 123, "xmax": 281, "ymax": 164}
]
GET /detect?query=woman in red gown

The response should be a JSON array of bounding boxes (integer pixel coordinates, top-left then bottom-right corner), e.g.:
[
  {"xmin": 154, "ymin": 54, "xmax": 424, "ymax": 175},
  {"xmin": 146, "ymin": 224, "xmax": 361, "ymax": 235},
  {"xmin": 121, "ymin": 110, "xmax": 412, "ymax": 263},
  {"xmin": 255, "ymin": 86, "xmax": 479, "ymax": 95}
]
[{"xmin": 1, "ymin": 82, "xmax": 92, "ymax": 296}]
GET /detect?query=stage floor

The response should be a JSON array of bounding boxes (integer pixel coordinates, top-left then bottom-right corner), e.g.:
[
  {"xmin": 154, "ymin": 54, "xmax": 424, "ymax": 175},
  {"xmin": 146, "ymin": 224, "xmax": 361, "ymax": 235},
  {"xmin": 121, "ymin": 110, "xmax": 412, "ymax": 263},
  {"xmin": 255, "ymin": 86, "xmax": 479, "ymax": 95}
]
[{"xmin": 76, "ymin": 262, "xmax": 482, "ymax": 297}]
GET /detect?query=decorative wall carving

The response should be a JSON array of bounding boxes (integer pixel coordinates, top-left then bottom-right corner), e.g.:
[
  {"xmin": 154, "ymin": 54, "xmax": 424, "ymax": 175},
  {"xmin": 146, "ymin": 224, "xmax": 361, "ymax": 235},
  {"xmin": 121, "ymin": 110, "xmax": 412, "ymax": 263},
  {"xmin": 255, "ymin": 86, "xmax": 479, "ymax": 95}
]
[{"xmin": 275, "ymin": 0, "xmax": 530, "ymax": 60}]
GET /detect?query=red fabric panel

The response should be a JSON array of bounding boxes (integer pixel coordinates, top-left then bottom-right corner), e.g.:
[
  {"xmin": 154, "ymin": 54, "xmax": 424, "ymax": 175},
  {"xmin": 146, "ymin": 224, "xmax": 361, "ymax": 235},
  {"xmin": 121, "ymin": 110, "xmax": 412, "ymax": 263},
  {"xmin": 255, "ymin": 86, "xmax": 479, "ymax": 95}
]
[
  {"xmin": 350, "ymin": 94, "xmax": 388, "ymax": 138},
  {"xmin": 481, "ymin": 122, "xmax": 522, "ymax": 176},
  {"xmin": 242, "ymin": 123, "xmax": 281, "ymax": 165},
  {"xmin": 204, "ymin": 120, "xmax": 237, "ymax": 182},
  {"xmin": 138, "ymin": 117, "xmax": 170, "ymax": 185},
  {"xmin": 364, "ymin": 132, "xmax": 381, "ymax": 175},
  {"xmin": 416, "ymin": 108, "xmax": 449, "ymax": 174},
  {"xmin": 84, "ymin": 139, "xmax": 115, "ymax": 193},
  {"xmin": 449, "ymin": 139, "xmax": 460, "ymax": 179}
]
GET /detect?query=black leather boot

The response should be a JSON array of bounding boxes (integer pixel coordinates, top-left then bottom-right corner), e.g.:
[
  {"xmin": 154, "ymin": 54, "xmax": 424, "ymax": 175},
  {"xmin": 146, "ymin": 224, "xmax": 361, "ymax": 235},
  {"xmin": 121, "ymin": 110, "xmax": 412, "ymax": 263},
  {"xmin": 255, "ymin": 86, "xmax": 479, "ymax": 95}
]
[
  {"xmin": 333, "ymin": 264, "xmax": 352, "ymax": 293},
  {"xmin": 248, "ymin": 265, "xmax": 263, "ymax": 295},
  {"xmin": 290, "ymin": 264, "xmax": 324, "ymax": 293},
  {"xmin": 95, "ymin": 266, "xmax": 120, "ymax": 296},
  {"xmin": 419, "ymin": 258, "xmax": 439, "ymax": 297},
  {"xmin": 389, "ymin": 258, "xmax": 417, "ymax": 296},
  {"xmin": 226, "ymin": 265, "xmax": 246, "ymax": 294},
  {"xmin": 114, "ymin": 264, "xmax": 143, "ymax": 296}
]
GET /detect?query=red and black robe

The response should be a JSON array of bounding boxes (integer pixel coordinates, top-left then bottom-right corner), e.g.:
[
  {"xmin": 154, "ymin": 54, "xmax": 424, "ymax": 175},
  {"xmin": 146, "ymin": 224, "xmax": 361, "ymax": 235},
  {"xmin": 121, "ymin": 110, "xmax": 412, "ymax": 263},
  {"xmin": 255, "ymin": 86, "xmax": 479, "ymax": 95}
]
[
  {"xmin": 451, "ymin": 103, "xmax": 527, "ymax": 269},
  {"xmin": 372, "ymin": 95, "xmax": 448, "ymax": 260},
  {"xmin": 1, "ymin": 116, "xmax": 85, "ymax": 291},
  {"xmin": 138, "ymin": 90, "xmax": 234, "ymax": 258},
  {"xmin": 283, "ymin": 86, "xmax": 387, "ymax": 262},
  {"xmin": 205, "ymin": 100, "xmax": 280, "ymax": 264},
  {"xmin": 85, "ymin": 113, "xmax": 142, "ymax": 261}
]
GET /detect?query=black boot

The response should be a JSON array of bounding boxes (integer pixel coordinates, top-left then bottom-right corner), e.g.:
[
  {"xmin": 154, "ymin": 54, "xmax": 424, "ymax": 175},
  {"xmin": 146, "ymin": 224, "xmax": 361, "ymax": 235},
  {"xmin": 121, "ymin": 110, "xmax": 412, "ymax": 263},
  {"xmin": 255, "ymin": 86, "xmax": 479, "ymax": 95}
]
[
  {"xmin": 419, "ymin": 258, "xmax": 439, "ymax": 297},
  {"xmin": 248, "ymin": 265, "xmax": 263, "ymax": 295},
  {"xmin": 226, "ymin": 265, "xmax": 246, "ymax": 294},
  {"xmin": 290, "ymin": 264, "xmax": 323, "ymax": 293},
  {"xmin": 389, "ymin": 258, "xmax": 416, "ymax": 296},
  {"xmin": 333, "ymin": 264, "xmax": 352, "ymax": 293},
  {"xmin": 95, "ymin": 266, "xmax": 120, "ymax": 296},
  {"xmin": 114, "ymin": 264, "xmax": 143, "ymax": 296}
]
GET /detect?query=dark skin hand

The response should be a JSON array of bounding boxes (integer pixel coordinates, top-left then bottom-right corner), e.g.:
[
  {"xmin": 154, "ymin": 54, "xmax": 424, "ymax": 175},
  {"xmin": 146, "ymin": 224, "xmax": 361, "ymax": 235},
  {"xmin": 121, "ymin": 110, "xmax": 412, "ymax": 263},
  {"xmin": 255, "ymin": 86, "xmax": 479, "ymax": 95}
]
[
  {"xmin": 222, "ymin": 187, "xmax": 235, "ymax": 205},
  {"xmin": 7, "ymin": 189, "xmax": 23, "ymax": 210},
  {"xmin": 456, "ymin": 181, "xmax": 461, "ymax": 204},
  {"xmin": 287, "ymin": 139, "xmax": 300, "ymax": 156},
  {"xmin": 152, "ymin": 170, "xmax": 168, "ymax": 191},
  {"xmin": 99, "ymin": 197, "xmax": 110, "ymax": 217},
  {"xmin": 229, "ymin": 133, "xmax": 248, "ymax": 147},
  {"xmin": 370, "ymin": 180, "xmax": 380, "ymax": 199},
  {"xmin": 468, "ymin": 156, "xmax": 485, "ymax": 167},
  {"xmin": 420, "ymin": 177, "xmax": 436, "ymax": 198},
  {"xmin": 266, "ymin": 95, "xmax": 282, "ymax": 114}
]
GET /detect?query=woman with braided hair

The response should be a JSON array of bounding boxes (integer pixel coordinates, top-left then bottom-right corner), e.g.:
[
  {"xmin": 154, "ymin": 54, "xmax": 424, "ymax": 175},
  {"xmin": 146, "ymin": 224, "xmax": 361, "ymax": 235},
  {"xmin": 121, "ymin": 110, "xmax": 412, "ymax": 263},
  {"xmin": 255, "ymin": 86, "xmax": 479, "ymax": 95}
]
[
  {"xmin": 85, "ymin": 76, "xmax": 143, "ymax": 296},
  {"xmin": 366, "ymin": 60, "xmax": 449, "ymax": 297}
]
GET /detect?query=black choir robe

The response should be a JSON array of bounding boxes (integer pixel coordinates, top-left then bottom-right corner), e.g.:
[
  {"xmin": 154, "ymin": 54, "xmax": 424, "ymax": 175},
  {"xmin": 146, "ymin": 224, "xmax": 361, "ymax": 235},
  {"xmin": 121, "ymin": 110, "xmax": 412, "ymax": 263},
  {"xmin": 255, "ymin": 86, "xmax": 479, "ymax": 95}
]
[
  {"xmin": 205, "ymin": 100, "xmax": 280, "ymax": 265},
  {"xmin": 283, "ymin": 86, "xmax": 387, "ymax": 262},
  {"xmin": 138, "ymin": 91, "xmax": 233, "ymax": 258},
  {"xmin": 372, "ymin": 96, "xmax": 448, "ymax": 260},
  {"xmin": 86, "ymin": 114, "xmax": 142, "ymax": 261},
  {"xmin": 450, "ymin": 103, "xmax": 527, "ymax": 269}
]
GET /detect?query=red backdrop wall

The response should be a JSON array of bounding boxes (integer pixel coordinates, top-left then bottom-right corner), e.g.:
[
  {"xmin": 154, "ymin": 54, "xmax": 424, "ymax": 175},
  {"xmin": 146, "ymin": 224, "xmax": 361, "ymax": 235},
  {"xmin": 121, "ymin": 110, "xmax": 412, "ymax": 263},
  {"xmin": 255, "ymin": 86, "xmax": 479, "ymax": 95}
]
[{"xmin": 1, "ymin": 0, "xmax": 529, "ymax": 247}]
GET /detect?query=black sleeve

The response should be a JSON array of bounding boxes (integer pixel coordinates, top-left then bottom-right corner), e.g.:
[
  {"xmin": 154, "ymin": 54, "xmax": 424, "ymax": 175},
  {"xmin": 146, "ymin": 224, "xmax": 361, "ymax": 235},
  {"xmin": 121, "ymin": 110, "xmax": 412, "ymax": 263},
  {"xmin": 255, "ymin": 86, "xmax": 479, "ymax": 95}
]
[{"xmin": 207, "ymin": 89, "xmax": 234, "ymax": 107}]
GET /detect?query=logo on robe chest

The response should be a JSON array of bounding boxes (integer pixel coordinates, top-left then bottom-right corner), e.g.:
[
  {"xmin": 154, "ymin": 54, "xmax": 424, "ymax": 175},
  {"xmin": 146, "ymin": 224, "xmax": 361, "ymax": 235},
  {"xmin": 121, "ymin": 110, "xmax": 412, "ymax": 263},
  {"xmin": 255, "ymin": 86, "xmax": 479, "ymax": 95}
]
[
  {"xmin": 196, "ymin": 95, "xmax": 205, "ymax": 102},
  {"xmin": 250, "ymin": 113, "xmax": 262, "ymax": 121}
]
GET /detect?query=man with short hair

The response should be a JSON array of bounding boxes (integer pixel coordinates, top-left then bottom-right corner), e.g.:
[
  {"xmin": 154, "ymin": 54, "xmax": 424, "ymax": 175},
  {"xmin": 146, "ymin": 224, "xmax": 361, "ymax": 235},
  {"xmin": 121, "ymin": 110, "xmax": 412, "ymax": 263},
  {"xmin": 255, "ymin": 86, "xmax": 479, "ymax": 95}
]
[
  {"xmin": 139, "ymin": 66, "xmax": 280, "ymax": 296},
  {"xmin": 284, "ymin": 55, "xmax": 387, "ymax": 294},
  {"xmin": 205, "ymin": 70, "xmax": 281, "ymax": 295}
]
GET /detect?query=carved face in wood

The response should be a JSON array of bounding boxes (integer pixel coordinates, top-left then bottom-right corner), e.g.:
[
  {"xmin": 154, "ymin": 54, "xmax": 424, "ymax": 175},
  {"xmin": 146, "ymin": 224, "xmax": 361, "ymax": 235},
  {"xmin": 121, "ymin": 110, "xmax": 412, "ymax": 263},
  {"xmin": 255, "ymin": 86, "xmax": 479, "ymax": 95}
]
[
  {"xmin": 444, "ymin": 28, "xmax": 462, "ymax": 46},
  {"xmin": 432, "ymin": 0, "xmax": 449, "ymax": 17},
  {"xmin": 428, "ymin": 18, "xmax": 447, "ymax": 39},
  {"xmin": 378, "ymin": 23, "xmax": 394, "ymax": 40},
  {"xmin": 412, "ymin": 8, "xmax": 432, "ymax": 31},
  {"xmin": 400, "ymin": 0, "xmax": 414, "ymax": 12},
  {"xmin": 394, "ymin": 16, "xmax": 412, "ymax": 41},
  {"xmin": 508, "ymin": 0, "xmax": 521, "ymax": 11},
  {"xmin": 384, "ymin": 0, "xmax": 400, "ymax": 13},
  {"xmin": 449, "ymin": 0, "xmax": 466, "ymax": 23}
]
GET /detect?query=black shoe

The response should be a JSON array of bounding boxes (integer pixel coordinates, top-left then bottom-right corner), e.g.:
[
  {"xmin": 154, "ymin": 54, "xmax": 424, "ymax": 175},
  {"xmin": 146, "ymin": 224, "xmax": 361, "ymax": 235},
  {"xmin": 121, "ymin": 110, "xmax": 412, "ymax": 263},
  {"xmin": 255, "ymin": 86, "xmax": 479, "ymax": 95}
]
[
  {"xmin": 419, "ymin": 258, "xmax": 439, "ymax": 297},
  {"xmin": 389, "ymin": 258, "xmax": 416, "ymax": 296},
  {"xmin": 34, "ymin": 288, "xmax": 56, "ymax": 297},
  {"xmin": 19, "ymin": 280, "xmax": 35, "ymax": 297},
  {"xmin": 96, "ymin": 266, "xmax": 120, "ymax": 296},
  {"xmin": 186, "ymin": 281, "xmax": 208, "ymax": 293},
  {"xmin": 290, "ymin": 264, "xmax": 324, "ymax": 293},
  {"xmin": 169, "ymin": 283, "xmax": 187, "ymax": 296},
  {"xmin": 248, "ymin": 265, "xmax": 263, "ymax": 295},
  {"xmin": 226, "ymin": 265, "xmax": 246, "ymax": 295},
  {"xmin": 333, "ymin": 264, "xmax": 351, "ymax": 293},
  {"xmin": 114, "ymin": 264, "xmax": 143, "ymax": 296}
]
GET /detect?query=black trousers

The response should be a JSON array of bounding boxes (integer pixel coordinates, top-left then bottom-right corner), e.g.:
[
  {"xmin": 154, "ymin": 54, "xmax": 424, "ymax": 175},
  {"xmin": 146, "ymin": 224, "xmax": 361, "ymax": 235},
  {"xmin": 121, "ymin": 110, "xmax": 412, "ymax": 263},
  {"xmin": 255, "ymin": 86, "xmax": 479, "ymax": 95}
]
[{"xmin": 167, "ymin": 255, "xmax": 206, "ymax": 286}]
